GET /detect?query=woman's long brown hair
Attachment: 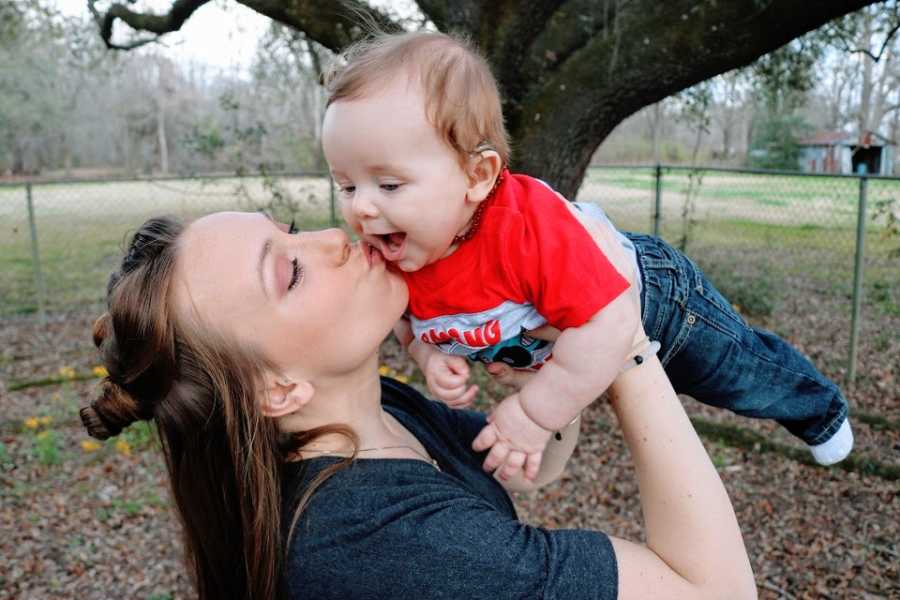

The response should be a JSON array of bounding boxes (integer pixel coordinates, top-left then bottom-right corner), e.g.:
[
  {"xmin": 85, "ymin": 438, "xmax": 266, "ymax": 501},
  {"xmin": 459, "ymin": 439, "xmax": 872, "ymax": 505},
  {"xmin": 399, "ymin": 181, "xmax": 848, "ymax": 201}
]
[{"xmin": 80, "ymin": 216, "xmax": 354, "ymax": 600}]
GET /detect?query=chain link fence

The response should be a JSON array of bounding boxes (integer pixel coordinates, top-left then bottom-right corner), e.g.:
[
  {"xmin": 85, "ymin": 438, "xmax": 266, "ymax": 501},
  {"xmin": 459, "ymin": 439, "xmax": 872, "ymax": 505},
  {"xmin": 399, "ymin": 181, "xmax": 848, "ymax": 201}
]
[
  {"xmin": 1, "ymin": 172, "xmax": 336, "ymax": 317},
  {"xmin": 578, "ymin": 165, "xmax": 899, "ymax": 386},
  {"xmin": 2, "ymin": 166, "xmax": 898, "ymax": 389}
]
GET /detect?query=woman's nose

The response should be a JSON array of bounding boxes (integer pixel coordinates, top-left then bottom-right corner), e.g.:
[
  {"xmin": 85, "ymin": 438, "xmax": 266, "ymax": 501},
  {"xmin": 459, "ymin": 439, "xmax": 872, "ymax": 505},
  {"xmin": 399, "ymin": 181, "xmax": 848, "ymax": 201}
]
[{"xmin": 302, "ymin": 228, "xmax": 351, "ymax": 265}]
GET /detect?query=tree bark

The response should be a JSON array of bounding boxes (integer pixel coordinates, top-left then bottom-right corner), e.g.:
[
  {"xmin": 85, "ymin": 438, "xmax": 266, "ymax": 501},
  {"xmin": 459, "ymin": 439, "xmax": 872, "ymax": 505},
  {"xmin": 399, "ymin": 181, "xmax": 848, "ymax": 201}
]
[{"xmin": 92, "ymin": 0, "xmax": 885, "ymax": 196}]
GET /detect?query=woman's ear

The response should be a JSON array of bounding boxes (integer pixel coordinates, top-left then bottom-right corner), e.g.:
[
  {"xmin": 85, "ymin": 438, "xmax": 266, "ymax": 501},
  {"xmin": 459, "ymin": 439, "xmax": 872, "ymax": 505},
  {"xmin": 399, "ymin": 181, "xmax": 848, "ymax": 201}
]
[
  {"xmin": 260, "ymin": 375, "xmax": 315, "ymax": 418},
  {"xmin": 466, "ymin": 150, "xmax": 502, "ymax": 203}
]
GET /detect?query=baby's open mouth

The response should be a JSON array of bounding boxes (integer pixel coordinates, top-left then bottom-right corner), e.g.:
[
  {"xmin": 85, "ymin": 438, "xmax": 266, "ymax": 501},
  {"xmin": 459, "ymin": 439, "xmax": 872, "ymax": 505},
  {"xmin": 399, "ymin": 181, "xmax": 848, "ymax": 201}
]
[{"xmin": 375, "ymin": 232, "xmax": 407, "ymax": 262}]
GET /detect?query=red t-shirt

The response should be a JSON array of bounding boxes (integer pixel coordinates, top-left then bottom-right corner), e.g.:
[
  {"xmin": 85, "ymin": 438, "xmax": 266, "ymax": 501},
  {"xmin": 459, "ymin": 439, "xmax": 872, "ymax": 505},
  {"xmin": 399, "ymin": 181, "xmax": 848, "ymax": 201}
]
[{"xmin": 403, "ymin": 172, "xmax": 629, "ymax": 365}]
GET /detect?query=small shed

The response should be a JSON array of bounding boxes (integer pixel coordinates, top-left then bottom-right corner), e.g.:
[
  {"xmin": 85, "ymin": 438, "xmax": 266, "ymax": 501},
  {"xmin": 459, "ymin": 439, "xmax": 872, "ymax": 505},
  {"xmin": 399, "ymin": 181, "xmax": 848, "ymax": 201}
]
[{"xmin": 798, "ymin": 130, "xmax": 894, "ymax": 176}]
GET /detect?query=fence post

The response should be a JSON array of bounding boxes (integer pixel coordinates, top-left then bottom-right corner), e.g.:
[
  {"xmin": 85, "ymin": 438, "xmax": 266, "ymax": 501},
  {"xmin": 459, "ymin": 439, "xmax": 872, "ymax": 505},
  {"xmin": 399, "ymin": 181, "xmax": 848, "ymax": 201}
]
[
  {"xmin": 653, "ymin": 164, "xmax": 662, "ymax": 237},
  {"xmin": 329, "ymin": 175, "xmax": 337, "ymax": 227},
  {"xmin": 25, "ymin": 183, "xmax": 47, "ymax": 319},
  {"xmin": 847, "ymin": 173, "xmax": 868, "ymax": 385}
]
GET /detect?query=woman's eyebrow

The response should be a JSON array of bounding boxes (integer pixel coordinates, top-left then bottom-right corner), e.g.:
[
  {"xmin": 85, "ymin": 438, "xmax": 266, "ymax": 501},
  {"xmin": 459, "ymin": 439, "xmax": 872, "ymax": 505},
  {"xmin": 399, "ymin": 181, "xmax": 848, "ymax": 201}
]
[
  {"xmin": 258, "ymin": 240, "xmax": 271, "ymax": 300},
  {"xmin": 257, "ymin": 211, "xmax": 279, "ymax": 300}
]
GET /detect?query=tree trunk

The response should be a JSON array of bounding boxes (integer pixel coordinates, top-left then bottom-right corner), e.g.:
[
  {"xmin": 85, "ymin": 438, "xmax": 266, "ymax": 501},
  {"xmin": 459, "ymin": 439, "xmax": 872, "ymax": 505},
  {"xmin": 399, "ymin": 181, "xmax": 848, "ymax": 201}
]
[
  {"xmin": 870, "ymin": 47, "xmax": 894, "ymax": 133},
  {"xmin": 11, "ymin": 140, "xmax": 25, "ymax": 175},
  {"xmin": 650, "ymin": 102, "xmax": 662, "ymax": 164},
  {"xmin": 156, "ymin": 100, "xmax": 169, "ymax": 174},
  {"xmin": 859, "ymin": 11, "xmax": 875, "ymax": 135},
  {"xmin": 62, "ymin": 133, "xmax": 73, "ymax": 177}
]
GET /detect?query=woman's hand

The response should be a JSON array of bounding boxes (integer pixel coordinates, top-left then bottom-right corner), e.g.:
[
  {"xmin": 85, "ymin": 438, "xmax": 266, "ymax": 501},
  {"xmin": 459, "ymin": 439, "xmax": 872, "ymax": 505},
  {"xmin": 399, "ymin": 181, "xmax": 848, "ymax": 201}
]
[{"xmin": 472, "ymin": 393, "xmax": 551, "ymax": 481}]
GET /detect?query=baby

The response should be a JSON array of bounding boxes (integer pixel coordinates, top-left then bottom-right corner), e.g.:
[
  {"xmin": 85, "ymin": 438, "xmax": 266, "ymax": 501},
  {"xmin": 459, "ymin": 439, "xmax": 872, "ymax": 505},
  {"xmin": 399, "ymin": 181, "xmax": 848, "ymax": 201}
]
[{"xmin": 320, "ymin": 31, "xmax": 853, "ymax": 480}]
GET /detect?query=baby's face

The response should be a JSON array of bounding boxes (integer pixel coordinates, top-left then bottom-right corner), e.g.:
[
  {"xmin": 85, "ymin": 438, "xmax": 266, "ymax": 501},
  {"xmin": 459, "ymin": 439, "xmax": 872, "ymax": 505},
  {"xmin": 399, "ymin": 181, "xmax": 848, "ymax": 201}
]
[{"xmin": 322, "ymin": 76, "xmax": 479, "ymax": 273}]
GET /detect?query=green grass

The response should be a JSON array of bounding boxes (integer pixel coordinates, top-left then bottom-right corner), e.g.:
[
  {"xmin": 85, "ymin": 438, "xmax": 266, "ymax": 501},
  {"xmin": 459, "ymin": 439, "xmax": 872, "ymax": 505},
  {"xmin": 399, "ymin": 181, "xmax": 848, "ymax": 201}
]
[
  {"xmin": 2, "ymin": 172, "xmax": 898, "ymax": 321},
  {"xmin": 1, "ymin": 175, "xmax": 336, "ymax": 315},
  {"xmin": 583, "ymin": 167, "xmax": 898, "ymax": 225}
]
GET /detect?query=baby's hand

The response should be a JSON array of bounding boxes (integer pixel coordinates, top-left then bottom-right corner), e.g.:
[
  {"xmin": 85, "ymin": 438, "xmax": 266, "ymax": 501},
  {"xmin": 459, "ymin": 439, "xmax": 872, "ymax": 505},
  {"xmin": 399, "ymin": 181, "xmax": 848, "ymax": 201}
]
[
  {"xmin": 485, "ymin": 362, "xmax": 534, "ymax": 390},
  {"xmin": 471, "ymin": 393, "xmax": 552, "ymax": 481},
  {"xmin": 422, "ymin": 351, "xmax": 479, "ymax": 408}
]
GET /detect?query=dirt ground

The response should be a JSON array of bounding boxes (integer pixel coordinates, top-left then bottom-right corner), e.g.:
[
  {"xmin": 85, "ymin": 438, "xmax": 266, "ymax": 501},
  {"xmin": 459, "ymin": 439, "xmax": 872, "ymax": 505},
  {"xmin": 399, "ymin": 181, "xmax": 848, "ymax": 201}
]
[{"xmin": 1, "ymin": 297, "xmax": 897, "ymax": 599}]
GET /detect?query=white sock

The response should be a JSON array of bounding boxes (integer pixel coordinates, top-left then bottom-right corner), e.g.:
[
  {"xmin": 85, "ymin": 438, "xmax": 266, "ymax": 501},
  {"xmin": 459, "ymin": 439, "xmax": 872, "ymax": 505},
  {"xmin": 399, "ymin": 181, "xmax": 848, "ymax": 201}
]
[{"xmin": 809, "ymin": 419, "xmax": 853, "ymax": 466}]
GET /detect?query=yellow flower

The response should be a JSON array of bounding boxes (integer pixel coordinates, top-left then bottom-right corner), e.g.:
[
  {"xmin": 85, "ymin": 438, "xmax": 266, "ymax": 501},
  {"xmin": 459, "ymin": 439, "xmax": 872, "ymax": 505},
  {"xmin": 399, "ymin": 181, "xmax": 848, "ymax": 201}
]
[
  {"xmin": 38, "ymin": 416, "xmax": 52, "ymax": 426},
  {"xmin": 81, "ymin": 439, "xmax": 101, "ymax": 452},
  {"xmin": 58, "ymin": 366, "xmax": 77, "ymax": 379},
  {"xmin": 36, "ymin": 430, "xmax": 50, "ymax": 440},
  {"xmin": 115, "ymin": 439, "xmax": 131, "ymax": 456},
  {"xmin": 378, "ymin": 365, "xmax": 391, "ymax": 376},
  {"xmin": 23, "ymin": 417, "xmax": 39, "ymax": 430},
  {"xmin": 91, "ymin": 365, "xmax": 109, "ymax": 378},
  {"xmin": 395, "ymin": 374, "xmax": 409, "ymax": 384}
]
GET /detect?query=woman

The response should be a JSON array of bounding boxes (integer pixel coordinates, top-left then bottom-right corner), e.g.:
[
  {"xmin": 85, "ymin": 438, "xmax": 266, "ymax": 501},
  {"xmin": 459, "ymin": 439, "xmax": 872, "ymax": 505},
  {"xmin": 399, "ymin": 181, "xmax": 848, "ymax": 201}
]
[{"xmin": 80, "ymin": 211, "xmax": 756, "ymax": 599}]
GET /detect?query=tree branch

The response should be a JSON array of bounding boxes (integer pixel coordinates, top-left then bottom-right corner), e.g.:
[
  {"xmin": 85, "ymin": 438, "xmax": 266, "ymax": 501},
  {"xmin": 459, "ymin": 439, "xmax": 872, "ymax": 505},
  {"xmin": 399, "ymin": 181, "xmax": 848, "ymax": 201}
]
[
  {"xmin": 837, "ymin": 25, "xmax": 900, "ymax": 61},
  {"xmin": 412, "ymin": 0, "xmax": 448, "ymax": 30},
  {"xmin": 413, "ymin": 0, "xmax": 483, "ymax": 32},
  {"xmin": 853, "ymin": 20, "xmax": 900, "ymax": 61},
  {"xmin": 87, "ymin": 0, "xmax": 211, "ymax": 50},
  {"xmin": 488, "ymin": 0, "xmax": 567, "ymax": 100},
  {"xmin": 496, "ymin": 0, "xmax": 620, "ymax": 135},
  {"xmin": 234, "ymin": 0, "xmax": 401, "ymax": 54},
  {"xmin": 88, "ymin": 0, "xmax": 402, "ymax": 55}
]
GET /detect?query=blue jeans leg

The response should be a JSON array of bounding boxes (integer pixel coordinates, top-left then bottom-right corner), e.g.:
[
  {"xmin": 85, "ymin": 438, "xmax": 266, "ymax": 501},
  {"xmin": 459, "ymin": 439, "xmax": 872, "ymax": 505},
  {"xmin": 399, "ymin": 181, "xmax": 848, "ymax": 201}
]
[{"xmin": 626, "ymin": 233, "xmax": 848, "ymax": 446}]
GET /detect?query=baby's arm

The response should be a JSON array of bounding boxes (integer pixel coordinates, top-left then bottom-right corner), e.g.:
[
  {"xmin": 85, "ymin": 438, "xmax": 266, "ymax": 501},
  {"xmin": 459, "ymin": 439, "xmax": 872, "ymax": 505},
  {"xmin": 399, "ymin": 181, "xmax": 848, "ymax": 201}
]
[
  {"xmin": 394, "ymin": 318, "xmax": 479, "ymax": 408},
  {"xmin": 474, "ymin": 195, "xmax": 643, "ymax": 478},
  {"xmin": 473, "ymin": 296, "xmax": 640, "ymax": 480},
  {"xmin": 522, "ymin": 293, "xmax": 640, "ymax": 427},
  {"xmin": 522, "ymin": 194, "xmax": 642, "ymax": 428}
]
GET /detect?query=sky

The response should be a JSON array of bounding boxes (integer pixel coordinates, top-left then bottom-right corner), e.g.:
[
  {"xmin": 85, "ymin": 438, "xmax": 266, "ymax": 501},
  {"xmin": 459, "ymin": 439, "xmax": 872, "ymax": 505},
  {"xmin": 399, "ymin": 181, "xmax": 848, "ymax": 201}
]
[{"xmin": 55, "ymin": 0, "xmax": 270, "ymax": 73}]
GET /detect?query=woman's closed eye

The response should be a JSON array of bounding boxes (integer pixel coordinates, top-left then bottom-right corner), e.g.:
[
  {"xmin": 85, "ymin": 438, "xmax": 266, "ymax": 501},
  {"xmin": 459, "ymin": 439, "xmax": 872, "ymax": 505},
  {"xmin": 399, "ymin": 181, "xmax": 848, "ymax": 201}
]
[
  {"xmin": 283, "ymin": 220, "xmax": 303, "ymax": 292},
  {"xmin": 288, "ymin": 257, "xmax": 303, "ymax": 291},
  {"xmin": 380, "ymin": 183, "xmax": 402, "ymax": 192}
]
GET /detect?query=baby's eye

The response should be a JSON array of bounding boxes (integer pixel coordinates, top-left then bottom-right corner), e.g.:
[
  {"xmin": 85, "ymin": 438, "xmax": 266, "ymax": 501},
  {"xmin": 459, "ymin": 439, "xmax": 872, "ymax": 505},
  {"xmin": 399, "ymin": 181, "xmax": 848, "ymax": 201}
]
[
  {"xmin": 339, "ymin": 185, "xmax": 355, "ymax": 195},
  {"xmin": 380, "ymin": 183, "xmax": 402, "ymax": 192}
]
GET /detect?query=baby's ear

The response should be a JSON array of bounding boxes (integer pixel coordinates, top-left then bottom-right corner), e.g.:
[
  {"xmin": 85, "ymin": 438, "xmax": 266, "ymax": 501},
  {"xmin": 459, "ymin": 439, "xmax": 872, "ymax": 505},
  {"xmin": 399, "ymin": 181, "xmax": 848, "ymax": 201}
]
[
  {"xmin": 260, "ymin": 374, "xmax": 315, "ymax": 418},
  {"xmin": 466, "ymin": 150, "xmax": 502, "ymax": 203}
]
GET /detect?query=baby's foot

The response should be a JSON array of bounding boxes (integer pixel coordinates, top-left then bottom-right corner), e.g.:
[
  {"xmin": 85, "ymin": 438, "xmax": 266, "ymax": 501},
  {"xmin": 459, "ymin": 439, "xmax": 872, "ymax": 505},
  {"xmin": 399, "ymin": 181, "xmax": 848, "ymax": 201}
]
[{"xmin": 809, "ymin": 418, "xmax": 854, "ymax": 466}]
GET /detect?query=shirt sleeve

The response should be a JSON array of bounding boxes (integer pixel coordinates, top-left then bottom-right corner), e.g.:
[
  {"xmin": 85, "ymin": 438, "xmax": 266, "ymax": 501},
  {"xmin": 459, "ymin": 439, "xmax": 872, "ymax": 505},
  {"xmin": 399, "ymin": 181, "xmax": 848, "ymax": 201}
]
[
  {"xmin": 285, "ymin": 478, "xmax": 618, "ymax": 600},
  {"xmin": 503, "ymin": 181, "xmax": 630, "ymax": 330}
]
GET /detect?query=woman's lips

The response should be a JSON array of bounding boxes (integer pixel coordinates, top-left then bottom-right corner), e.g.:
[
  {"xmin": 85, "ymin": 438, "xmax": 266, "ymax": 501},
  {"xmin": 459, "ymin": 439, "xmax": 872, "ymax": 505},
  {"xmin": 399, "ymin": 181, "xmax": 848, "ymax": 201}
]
[{"xmin": 363, "ymin": 242, "xmax": 385, "ymax": 267}]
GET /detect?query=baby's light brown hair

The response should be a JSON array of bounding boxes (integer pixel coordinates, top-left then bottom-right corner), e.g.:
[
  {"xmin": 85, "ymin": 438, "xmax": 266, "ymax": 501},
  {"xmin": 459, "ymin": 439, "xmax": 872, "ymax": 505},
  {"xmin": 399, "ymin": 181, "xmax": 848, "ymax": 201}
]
[{"xmin": 324, "ymin": 31, "xmax": 510, "ymax": 168}]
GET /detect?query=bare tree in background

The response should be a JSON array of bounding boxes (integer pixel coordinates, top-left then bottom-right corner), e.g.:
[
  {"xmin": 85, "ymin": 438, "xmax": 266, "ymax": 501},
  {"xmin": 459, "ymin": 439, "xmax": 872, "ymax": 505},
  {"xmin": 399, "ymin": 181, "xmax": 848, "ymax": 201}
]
[{"xmin": 816, "ymin": 2, "xmax": 900, "ymax": 136}]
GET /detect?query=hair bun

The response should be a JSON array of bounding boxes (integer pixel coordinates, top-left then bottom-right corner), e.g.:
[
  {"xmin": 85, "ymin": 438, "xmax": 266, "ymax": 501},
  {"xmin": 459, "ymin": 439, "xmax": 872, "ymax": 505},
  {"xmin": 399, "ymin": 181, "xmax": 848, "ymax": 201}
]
[
  {"xmin": 80, "ymin": 381, "xmax": 143, "ymax": 439},
  {"xmin": 79, "ymin": 405, "xmax": 114, "ymax": 440}
]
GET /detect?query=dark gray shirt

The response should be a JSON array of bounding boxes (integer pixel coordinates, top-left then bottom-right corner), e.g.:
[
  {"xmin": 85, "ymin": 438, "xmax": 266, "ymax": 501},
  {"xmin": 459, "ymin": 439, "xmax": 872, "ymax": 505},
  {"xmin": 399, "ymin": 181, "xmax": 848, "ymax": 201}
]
[{"xmin": 281, "ymin": 378, "xmax": 617, "ymax": 599}]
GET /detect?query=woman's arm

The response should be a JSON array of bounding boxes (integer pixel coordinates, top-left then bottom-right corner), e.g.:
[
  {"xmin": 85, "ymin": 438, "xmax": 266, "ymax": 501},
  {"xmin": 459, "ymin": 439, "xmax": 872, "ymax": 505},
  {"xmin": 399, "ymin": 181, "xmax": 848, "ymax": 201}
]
[
  {"xmin": 608, "ymin": 356, "xmax": 757, "ymax": 600},
  {"xmin": 497, "ymin": 413, "xmax": 580, "ymax": 493},
  {"xmin": 476, "ymin": 363, "xmax": 580, "ymax": 493}
]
